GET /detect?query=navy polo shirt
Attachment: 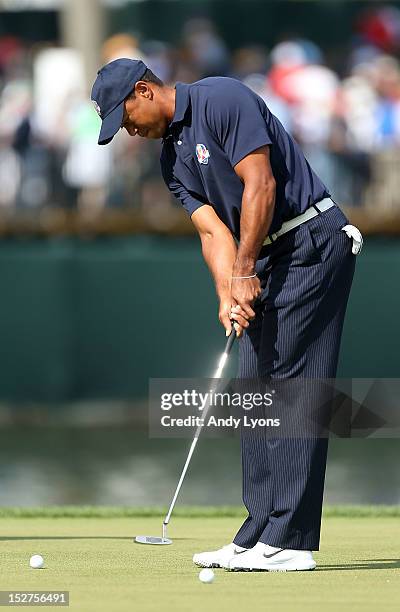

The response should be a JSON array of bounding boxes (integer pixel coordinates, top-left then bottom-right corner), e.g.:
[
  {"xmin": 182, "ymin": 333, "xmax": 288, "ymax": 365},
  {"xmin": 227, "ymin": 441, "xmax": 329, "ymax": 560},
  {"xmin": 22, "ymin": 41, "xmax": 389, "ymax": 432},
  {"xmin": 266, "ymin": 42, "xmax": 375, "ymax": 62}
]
[{"xmin": 160, "ymin": 77, "xmax": 330, "ymax": 241}]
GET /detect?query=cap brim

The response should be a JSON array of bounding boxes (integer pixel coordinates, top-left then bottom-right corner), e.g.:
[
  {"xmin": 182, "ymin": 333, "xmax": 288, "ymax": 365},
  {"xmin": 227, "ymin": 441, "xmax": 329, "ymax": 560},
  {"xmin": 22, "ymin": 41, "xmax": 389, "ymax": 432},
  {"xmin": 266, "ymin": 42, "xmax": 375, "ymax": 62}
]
[{"xmin": 98, "ymin": 101, "xmax": 124, "ymax": 145}]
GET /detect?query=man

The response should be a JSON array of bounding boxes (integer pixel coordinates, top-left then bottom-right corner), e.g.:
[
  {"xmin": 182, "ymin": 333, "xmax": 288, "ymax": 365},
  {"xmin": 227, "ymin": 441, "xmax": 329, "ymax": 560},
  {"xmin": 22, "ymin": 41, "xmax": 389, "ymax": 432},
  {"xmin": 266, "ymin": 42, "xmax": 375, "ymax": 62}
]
[{"xmin": 92, "ymin": 58, "xmax": 361, "ymax": 571}]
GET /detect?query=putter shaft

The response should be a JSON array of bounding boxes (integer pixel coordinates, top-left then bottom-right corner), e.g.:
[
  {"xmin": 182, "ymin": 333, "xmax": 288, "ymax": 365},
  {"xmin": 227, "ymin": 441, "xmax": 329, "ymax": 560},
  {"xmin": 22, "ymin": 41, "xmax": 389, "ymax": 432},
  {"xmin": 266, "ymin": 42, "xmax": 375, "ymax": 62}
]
[{"xmin": 162, "ymin": 330, "xmax": 236, "ymax": 533}]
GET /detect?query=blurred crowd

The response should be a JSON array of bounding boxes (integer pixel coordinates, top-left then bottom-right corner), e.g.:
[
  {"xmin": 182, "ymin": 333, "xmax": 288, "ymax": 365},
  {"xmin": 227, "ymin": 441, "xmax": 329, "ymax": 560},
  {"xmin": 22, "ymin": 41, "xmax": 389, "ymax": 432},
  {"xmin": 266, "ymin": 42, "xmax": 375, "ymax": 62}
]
[{"xmin": 2, "ymin": 5, "xmax": 400, "ymax": 222}]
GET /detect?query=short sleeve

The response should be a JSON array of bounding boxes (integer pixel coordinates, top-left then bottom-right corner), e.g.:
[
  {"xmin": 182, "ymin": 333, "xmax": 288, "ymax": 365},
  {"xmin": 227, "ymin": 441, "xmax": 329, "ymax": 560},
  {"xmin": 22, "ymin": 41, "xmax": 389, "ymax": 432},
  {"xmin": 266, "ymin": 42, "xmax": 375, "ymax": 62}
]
[
  {"xmin": 166, "ymin": 177, "xmax": 205, "ymax": 217},
  {"xmin": 205, "ymin": 81, "xmax": 272, "ymax": 168},
  {"xmin": 160, "ymin": 152, "xmax": 205, "ymax": 217}
]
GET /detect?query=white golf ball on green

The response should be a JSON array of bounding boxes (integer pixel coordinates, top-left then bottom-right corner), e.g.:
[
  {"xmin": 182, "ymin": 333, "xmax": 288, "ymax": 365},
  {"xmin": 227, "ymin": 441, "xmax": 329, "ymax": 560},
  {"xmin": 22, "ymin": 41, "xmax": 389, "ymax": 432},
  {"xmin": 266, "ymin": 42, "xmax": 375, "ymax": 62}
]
[
  {"xmin": 199, "ymin": 568, "xmax": 215, "ymax": 583},
  {"xmin": 29, "ymin": 554, "xmax": 44, "ymax": 569}
]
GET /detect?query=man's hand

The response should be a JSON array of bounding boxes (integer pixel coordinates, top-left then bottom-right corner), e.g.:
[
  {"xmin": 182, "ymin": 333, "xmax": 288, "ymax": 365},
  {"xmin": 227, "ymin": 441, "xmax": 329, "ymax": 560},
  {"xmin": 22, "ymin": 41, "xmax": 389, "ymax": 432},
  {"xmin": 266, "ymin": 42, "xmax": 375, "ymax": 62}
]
[
  {"xmin": 219, "ymin": 296, "xmax": 249, "ymax": 338},
  {"xmin": 231, "ymin": 276, "xmax": 261, "ymax": 320}
]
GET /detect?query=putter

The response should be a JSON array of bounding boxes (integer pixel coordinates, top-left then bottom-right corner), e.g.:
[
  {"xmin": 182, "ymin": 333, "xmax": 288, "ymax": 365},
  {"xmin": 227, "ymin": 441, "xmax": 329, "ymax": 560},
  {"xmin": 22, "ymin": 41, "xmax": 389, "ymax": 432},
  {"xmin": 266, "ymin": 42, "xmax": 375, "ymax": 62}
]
[{"xmin": 135, "ymin": 327, "xmax": 237, "ymax": 545}]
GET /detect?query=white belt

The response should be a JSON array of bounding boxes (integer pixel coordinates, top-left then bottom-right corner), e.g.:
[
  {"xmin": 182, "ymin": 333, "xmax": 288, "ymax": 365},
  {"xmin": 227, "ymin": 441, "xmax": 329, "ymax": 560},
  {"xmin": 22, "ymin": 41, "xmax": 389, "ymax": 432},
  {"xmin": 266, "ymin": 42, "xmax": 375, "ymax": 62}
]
[{"xmin": 262, "ymin": 198, "xmax": 335, "ymax": 246}]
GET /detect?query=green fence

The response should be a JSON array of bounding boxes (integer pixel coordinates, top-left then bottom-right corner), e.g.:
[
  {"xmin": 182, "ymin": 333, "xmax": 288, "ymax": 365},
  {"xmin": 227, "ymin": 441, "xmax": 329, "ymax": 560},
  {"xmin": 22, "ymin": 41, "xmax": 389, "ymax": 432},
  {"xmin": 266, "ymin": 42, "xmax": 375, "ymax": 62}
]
[
  {"xmin": 0, "ymin": 236, "xmax": 397, "ymax": 402},
  {"xmin": 109, "ymin": 1, "xmax": 374, "ymax": 50}
]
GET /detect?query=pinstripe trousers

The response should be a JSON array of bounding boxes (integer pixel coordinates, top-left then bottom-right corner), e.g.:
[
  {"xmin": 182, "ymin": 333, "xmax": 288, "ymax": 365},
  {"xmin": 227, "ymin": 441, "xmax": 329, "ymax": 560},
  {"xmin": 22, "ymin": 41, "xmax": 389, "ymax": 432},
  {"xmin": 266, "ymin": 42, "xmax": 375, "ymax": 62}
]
[{"xmin": 233, "ymin": 205, "xmax": 356, "ymax": 551}]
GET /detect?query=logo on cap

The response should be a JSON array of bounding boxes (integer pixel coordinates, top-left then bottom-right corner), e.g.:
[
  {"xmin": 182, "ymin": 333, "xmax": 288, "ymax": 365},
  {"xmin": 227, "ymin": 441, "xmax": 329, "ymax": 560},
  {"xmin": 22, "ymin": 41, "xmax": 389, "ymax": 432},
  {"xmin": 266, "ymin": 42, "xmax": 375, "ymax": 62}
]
[
  {"xmin": 92, "ymin": 100, "xmax": 101, "ymax": 118},
  {"xmin": 196, "ymin": 144, "xmax": 210, "ymax": 165}
]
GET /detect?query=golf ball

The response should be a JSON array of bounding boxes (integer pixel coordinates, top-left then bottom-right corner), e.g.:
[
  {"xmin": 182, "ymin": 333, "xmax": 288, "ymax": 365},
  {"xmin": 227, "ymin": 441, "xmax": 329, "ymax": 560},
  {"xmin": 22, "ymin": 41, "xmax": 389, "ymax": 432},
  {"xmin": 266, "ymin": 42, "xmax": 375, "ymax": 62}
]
[
  {"xmin": 29, "ymin": 554, "xmax": 44, "ymax": 569},
  {"xmin": 199, "ymin": 568, "xmax": 215, "ymax": 584}
]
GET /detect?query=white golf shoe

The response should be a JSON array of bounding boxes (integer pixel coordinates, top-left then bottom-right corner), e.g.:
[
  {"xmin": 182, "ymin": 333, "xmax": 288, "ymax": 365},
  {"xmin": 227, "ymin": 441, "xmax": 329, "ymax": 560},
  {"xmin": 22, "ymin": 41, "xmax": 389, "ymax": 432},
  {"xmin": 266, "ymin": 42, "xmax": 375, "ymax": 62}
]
[
  {"xmin": 193, "ymin": 543, "xmax": 248, "ymax": 569},
  {"xmin": 227, "ymin": 542, "xmax": 316, "ymax": 572}
]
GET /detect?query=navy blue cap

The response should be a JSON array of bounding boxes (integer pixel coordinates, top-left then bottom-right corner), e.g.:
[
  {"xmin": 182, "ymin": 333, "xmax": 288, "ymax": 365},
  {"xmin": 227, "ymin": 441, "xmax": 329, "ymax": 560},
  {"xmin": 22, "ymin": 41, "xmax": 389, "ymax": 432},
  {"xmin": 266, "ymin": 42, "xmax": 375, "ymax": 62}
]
[{"xmin": 91, "ymin": 58, "xmax": 148, "ymax": 145}]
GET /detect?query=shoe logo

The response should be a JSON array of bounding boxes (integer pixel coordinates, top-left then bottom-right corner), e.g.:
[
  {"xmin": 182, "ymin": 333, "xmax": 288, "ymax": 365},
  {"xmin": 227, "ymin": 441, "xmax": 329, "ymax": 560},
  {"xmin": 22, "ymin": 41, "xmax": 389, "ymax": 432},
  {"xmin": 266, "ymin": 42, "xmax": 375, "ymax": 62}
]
[
  {"xmin": 263, "ymin": 548, "xmax": 283, "ymax": 559},
  {"xmin": 196, "ymin": 143, "xmax": 210, "ymax": 165}
]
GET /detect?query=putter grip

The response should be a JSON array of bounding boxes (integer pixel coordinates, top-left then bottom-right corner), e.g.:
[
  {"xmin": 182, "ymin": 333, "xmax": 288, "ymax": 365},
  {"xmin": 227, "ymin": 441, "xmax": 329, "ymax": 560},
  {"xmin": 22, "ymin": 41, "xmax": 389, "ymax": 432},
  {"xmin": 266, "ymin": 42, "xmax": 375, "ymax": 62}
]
[{"xmin": 225, "ymin": 325, "xmax": 237, "ymax": 354}]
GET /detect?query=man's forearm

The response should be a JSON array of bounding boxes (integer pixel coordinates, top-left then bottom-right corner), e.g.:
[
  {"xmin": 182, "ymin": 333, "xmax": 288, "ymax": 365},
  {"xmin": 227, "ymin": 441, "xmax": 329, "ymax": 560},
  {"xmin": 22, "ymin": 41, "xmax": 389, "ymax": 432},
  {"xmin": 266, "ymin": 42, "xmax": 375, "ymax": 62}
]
[
  {"xmin": 200, "ymin": 230, "xmax": 237, "ymax": 299},
  {"xmin": 234, "ymin": 181, "xmax": 275, "ymax": 275}
]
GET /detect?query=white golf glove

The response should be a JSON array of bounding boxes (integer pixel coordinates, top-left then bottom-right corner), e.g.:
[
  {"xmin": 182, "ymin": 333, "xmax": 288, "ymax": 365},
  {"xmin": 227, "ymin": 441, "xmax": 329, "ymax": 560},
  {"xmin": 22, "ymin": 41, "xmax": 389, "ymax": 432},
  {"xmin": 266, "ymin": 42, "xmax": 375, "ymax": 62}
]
[{"xmin": 341, "ymin": 224, "xmax": 363, "ymax": 255}]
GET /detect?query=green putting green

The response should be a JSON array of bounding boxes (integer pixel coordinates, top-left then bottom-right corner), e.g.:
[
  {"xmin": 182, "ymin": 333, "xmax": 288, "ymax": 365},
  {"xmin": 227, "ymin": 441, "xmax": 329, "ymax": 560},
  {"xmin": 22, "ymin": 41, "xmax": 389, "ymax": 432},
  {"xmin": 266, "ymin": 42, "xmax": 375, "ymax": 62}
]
[{"xmin": 0, "ymin": 508, "xmax": 399, "ymax": 612}]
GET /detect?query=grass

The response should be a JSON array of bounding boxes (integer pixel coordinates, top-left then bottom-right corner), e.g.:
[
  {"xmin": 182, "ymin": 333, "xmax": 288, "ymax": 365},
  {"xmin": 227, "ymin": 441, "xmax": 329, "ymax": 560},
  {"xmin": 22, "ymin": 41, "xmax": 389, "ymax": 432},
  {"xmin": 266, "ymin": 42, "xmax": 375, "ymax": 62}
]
[
  {"xmin": 0, "ymin": 509, "xmax": 399, "ymax": 612},
  {"xmin": 0, "ymin": 505, "xmax": 399, "ymax": 518}
]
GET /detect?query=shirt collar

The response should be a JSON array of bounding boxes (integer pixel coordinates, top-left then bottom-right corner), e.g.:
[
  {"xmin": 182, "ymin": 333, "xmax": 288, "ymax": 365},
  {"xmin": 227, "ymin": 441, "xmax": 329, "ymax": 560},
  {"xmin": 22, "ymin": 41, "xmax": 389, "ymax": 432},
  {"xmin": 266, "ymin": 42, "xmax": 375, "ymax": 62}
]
[{"xmin": 170, "ymin": 82, "xmax": 190, "ymax": 126}]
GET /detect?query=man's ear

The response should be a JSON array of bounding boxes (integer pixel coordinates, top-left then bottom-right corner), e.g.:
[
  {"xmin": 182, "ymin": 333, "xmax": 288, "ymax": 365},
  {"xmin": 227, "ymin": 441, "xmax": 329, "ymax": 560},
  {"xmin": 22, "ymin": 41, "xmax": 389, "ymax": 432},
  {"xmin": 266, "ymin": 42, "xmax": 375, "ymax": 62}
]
[{"xmin": 135, "ymin": 81, "xmax": 152, "ymax": 99}]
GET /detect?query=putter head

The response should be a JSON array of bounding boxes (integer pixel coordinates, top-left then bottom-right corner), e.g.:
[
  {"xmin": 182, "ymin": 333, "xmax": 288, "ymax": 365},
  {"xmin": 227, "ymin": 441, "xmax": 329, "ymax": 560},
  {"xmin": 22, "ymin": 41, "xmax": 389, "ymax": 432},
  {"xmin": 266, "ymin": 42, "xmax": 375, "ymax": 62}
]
[{"xmin": 135, "ymin": 535, "xmax": 172, "ymax": 545}]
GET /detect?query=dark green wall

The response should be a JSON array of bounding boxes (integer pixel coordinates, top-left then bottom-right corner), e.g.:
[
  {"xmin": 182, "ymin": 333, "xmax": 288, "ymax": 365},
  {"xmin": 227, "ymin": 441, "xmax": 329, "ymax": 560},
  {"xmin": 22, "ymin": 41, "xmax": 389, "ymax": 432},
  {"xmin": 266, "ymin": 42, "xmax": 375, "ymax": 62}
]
[
  {"xmin": 109, "ymin": 1, "xmax": 385, "ymax": 54},
  {"xmin": 0, "ymin": 236, "xmax": 397, "ymax": 402}
]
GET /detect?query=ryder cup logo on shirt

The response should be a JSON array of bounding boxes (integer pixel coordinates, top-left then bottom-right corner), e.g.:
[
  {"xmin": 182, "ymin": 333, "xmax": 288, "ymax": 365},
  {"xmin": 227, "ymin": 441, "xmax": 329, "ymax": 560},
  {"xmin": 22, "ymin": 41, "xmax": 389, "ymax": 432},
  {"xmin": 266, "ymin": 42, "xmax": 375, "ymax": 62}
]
[{"xmin": 196, "ymin": 144, "xmax": 210, "ymax": 165}]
